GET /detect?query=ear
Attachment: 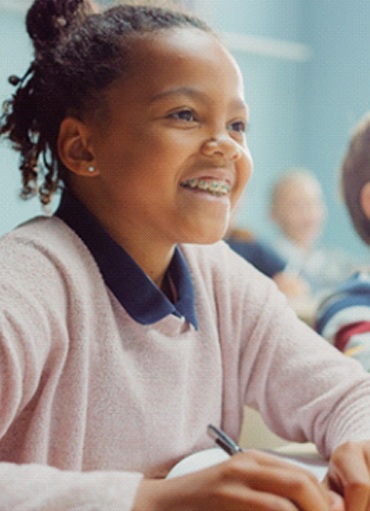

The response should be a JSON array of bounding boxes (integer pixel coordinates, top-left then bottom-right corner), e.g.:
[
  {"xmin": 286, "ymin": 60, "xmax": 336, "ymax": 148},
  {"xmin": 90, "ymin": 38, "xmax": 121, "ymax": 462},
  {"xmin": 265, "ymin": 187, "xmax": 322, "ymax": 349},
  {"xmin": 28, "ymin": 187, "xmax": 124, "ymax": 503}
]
[
  {"xmin": 57, "ymin": 117, "xmax": 100, "ymax": 176},
  {"xmin": 360, "ymin": 182, "xmax": 370, "ymax": 221}
]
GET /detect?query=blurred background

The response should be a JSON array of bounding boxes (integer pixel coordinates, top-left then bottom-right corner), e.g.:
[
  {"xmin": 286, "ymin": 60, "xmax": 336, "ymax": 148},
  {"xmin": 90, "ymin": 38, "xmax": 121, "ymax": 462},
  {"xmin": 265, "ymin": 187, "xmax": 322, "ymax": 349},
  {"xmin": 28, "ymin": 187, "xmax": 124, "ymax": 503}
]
[{"xmin": 1, "ymin": 0, "xmax": 370, "ymax": 262}]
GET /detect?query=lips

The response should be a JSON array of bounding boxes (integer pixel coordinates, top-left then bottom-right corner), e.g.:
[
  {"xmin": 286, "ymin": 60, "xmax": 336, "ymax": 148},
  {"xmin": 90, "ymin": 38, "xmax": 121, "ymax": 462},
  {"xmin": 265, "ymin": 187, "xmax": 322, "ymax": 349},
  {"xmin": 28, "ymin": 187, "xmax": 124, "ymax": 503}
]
[{"xmin": 180, "ymin": 178, "xmax": 231, "ymax": 196}]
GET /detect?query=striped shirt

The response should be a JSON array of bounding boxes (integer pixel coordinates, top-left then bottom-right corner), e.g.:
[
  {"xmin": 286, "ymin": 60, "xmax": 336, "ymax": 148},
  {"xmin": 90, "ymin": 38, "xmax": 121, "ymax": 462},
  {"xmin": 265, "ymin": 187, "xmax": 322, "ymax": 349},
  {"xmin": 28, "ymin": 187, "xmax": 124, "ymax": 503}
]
[{"xmin": 316, "ymin": 271, "xmax": 370, "ymax": 371}]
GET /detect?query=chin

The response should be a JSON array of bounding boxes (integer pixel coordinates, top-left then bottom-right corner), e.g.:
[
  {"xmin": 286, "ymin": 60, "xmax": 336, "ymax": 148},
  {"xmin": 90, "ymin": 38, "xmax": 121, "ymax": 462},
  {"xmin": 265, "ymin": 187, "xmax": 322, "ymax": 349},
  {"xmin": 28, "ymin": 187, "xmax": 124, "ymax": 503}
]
[
  {"xmin": 178, "ymin": 219, "xmax": 229, "ymax": 245},
  {"xmin": 197, "ymin": 236, "xmax": 223, "ymax": 245},
  {"xmin": 185, "ymin": 230, "xmax": 226, "ymax": 245}
]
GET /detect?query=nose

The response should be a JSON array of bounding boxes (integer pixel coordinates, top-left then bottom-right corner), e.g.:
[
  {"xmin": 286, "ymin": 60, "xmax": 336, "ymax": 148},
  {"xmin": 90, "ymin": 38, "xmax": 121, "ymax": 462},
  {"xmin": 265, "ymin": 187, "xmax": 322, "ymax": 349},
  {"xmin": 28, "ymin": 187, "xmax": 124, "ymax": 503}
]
[{"xmin": 201, "ymin": 135, "xmax": 242, "ymax": 161}]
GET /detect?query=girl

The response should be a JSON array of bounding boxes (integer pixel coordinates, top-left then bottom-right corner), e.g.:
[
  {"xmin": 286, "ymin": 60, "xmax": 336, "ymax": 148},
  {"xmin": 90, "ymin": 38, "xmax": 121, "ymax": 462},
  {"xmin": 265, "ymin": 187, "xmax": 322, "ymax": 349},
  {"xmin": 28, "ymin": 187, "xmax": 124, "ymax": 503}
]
[{"xmin": 1, "ymin": 1, "xmax": 370, "ymax": 509}]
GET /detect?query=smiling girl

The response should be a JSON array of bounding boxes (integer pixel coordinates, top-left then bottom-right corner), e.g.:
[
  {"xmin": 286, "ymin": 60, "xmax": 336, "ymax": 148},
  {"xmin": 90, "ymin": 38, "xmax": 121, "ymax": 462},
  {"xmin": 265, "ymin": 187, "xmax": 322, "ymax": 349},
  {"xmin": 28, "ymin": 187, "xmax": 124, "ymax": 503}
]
[{"xmin": 1, "ymin": 1, "xmax": 370, "ymax": 510}]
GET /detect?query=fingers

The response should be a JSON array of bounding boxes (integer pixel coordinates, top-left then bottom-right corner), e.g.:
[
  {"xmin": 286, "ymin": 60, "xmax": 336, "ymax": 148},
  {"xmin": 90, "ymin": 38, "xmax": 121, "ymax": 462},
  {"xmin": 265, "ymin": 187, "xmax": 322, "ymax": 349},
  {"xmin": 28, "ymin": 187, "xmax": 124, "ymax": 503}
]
[
  {"xmin": 217, "ymin": 450, "xmax": 332, "ymax": 510},
  {"xmin": 327, "ymin": 490, "xmax": 346, "ymax": 511},
  {"xmin": 327, "ymin": 441, "xmax": 370, "ymax": 511},
  {"xmin": 217, "ymin": 485, "xmax": 301, "ymax": 511},
  {"xmin": 164, "ymin": 448, "xmax": 337, "ymax": 511}
]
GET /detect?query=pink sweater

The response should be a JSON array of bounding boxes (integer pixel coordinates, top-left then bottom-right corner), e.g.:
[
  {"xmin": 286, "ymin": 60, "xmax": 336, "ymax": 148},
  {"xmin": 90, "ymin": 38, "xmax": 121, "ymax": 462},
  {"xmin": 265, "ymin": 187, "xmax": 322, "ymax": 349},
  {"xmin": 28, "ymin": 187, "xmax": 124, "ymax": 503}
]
[{"xmin": 0, "ymin": 216, "xmax": 370, "ymax": 510}]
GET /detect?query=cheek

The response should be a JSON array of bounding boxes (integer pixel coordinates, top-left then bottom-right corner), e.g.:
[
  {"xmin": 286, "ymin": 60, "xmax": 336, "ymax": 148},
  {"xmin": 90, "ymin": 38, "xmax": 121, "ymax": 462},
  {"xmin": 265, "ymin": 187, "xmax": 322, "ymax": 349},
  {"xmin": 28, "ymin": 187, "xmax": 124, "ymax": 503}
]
[{"xmin": 235, "ymin": 152, "xmax": 253, "ymax": 192}]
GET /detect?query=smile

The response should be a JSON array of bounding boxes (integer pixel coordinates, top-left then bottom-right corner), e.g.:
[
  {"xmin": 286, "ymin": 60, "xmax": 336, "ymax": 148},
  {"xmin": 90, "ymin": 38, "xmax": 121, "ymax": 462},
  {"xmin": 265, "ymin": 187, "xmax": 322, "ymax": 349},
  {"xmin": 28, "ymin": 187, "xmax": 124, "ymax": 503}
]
[{"xmin": 180, "ymin": 178, "xmax": 231, "ymax": 197}]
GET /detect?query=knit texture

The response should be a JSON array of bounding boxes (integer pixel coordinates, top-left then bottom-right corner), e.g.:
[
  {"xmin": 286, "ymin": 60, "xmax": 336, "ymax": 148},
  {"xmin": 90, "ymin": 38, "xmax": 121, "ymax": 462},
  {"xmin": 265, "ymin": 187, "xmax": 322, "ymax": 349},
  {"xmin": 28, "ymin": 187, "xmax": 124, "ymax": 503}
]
[{"xmin": 0, "ymin": 216, "xmax": 370, "ymax": 509}]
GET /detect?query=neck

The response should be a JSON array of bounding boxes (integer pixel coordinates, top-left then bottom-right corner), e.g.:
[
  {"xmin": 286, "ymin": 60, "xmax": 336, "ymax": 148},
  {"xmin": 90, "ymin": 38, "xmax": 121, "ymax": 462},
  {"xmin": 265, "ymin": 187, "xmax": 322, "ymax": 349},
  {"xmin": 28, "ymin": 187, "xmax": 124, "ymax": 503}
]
[{"xmin": 69, "ymin": 185, "xmax": 175, "ymax": 289}]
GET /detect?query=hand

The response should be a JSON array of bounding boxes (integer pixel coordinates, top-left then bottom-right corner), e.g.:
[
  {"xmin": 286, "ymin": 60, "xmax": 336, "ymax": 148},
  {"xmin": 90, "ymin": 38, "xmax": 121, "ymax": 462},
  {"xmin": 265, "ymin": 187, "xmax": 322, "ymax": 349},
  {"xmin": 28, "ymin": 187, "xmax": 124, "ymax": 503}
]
[
  {"xmin": 325, "ymin": 440, "xmax": 370, "ymax": 510},
  {"xmin": 133, "ymin": 449, "xmax": 342, "ymax": 511}
]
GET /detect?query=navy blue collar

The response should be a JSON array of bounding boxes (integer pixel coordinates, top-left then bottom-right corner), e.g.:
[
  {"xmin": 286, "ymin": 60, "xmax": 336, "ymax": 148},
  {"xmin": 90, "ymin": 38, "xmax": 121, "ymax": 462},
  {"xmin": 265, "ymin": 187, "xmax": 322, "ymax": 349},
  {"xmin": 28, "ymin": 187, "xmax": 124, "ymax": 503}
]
[{"xmin": 55, "ymin": 190, "xmax": 198, "ymax": 328}]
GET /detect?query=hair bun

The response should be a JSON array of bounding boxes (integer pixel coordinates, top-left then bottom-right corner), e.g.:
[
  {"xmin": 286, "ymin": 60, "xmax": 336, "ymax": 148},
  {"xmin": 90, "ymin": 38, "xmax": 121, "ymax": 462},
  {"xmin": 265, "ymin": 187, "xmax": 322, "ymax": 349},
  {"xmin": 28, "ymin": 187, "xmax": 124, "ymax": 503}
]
[{"xmin": 26, "ymin": 0, "xmax": 97, "ymax": 53}]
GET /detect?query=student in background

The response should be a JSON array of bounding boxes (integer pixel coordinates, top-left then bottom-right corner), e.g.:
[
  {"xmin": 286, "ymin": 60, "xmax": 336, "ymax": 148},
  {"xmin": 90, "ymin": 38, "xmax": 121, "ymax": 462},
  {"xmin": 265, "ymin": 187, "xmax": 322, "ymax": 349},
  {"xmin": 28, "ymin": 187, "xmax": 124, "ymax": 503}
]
[
  {"xmin": 225, "ymin": 226, "xmax": 311, "ymax": 299},
  {"xmin": 1, "ymin": 0, "xmax": 370, "ymax": 509},
  {"xmin": 270, "ymin": 168, "xmax": 354, "ymax": 297},
  {"xmin": 316, "ymin": 113, "xmax": 370, "ymax": 372}
]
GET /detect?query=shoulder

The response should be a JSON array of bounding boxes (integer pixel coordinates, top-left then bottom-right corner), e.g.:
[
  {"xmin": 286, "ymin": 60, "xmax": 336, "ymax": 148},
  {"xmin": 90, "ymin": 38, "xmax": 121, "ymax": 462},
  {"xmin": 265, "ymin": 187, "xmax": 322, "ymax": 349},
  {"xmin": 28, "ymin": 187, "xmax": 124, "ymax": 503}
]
[
  {"xmin": 180, "ymin": 239, "xmax": 254, "ymax": 275},
  {"xmin": 2, "ymin": 214, "xmax": 79, "ymax": 245},
  {"xmin": 0, "ymin": 215, "xmax": 100, "ymax": 301},
  {"xmin": 0, "ymin": 215, "xmax": 93, "ymax": 266},
  {"xmin": 179, "ymin": 240, "xmax": 281, "ymax": 307},
  {"xmin": 233, "ymin": 239, "xmax": 286, "ymax": 277}
]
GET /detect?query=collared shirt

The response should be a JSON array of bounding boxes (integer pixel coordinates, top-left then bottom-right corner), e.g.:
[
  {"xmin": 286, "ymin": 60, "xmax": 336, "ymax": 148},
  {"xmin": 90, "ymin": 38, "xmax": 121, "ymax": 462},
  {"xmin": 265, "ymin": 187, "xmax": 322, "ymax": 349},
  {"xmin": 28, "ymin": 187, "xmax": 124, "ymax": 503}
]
[{"xmin": 55, "ymin": 190, "xmax": 197, "ymax": 328}]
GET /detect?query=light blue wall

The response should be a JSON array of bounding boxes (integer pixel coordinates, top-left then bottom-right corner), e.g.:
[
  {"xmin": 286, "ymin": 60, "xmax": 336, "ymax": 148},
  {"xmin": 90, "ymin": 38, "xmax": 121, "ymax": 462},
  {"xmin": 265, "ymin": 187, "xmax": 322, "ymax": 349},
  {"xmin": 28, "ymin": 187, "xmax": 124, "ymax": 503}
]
[
  {"xmin": 0, "ymin": 9, "xmax": 42, "ymax": 232},
  {"xmin": 203, "ymin": 0, "xmax": 302, "ymax": 39},
  {"xmin": 204, "ymin": 0, "xmax": 370, "ymax": 261},
  {"xmin": 302, "ymin": 0, "xmax": 370, "ymax": 258},
  {"xmin": 1, "ymin": 1, "xmax": 370, "ymax": 261},
  {"xmin": 203, "ymin": 0, "xmax": 311, "ymax": 243}
]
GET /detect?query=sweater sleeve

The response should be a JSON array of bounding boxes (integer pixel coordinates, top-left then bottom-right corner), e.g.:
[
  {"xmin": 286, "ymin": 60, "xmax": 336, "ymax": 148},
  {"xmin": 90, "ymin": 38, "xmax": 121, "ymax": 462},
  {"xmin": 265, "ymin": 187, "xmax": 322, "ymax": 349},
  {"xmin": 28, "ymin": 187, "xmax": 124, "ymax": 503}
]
[
  {"xmin": 0, "ymin": 463, "xmax": 143, "ymax": 511},
  {"xmin": 242, "ymin": 283, "xmax": 370, "ymax": 458},
  {"xmin": 0, "ymin": 226, "xmax": 144, "ymax": 510},
  {"xmin": 211, "ymin": 244, "xmax": 370, "ymax": 459},
  {"xmin": 246, "ymin": 302, "xmax": 370, "ymax": 458},
  {"xmin": 0, "ymin": 300, "xmax": 144, "ymax": 511}
]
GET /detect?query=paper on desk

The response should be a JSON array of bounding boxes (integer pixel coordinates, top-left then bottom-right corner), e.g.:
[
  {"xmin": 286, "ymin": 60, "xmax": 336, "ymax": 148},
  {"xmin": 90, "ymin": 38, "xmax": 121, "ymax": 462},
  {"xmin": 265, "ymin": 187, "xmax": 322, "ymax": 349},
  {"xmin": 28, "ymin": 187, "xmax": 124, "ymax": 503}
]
[
  {"xmin": 166, "ymin": 447, "xmax": 327, "ymax": 481},
  {"xmin": 167, "ymin": 448, "xmax": 229, "ymax": 478}
]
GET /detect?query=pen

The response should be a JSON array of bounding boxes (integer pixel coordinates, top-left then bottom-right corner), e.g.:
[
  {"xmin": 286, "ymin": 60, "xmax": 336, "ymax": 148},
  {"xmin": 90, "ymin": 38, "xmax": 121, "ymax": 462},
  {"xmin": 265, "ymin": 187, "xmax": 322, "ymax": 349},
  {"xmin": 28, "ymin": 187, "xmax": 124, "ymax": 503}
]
[{"xmin": 207, "ymin": 424, "xmax": 243, "ymax": 456}]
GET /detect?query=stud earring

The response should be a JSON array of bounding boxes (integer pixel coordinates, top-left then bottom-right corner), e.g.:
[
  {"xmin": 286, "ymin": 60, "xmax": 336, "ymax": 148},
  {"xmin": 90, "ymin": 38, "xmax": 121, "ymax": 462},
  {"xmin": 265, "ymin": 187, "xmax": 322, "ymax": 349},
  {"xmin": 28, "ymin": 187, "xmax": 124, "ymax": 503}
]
[{"xmin": 87, "ymin": 165, "xmax": 95, "ymax": 173}]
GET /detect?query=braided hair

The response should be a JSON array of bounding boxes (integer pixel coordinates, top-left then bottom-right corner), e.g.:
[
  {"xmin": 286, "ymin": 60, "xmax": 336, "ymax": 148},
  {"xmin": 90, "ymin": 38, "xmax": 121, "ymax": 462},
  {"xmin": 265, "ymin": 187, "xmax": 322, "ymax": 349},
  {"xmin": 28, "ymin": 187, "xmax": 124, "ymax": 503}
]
[{"xmin": 0, "ymin": 0, "xmax": 210, "ymax": 205}]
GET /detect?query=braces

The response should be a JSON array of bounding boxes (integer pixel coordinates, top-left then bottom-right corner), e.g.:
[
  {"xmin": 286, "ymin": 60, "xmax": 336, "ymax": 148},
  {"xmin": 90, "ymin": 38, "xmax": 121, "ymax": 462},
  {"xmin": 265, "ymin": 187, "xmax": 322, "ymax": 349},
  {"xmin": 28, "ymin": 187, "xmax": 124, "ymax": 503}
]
[{"xmin": 181, "ymin": 179, "xmax": 230, "ymax": 196}]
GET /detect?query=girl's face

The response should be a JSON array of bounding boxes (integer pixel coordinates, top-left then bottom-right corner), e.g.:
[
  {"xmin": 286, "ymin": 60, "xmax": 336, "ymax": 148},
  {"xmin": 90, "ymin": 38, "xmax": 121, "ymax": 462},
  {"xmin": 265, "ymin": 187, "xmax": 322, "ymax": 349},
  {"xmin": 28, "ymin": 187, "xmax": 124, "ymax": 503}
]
[{"xmin": 82, "ymin": 28, "xmax": 253, "ymax": 248}]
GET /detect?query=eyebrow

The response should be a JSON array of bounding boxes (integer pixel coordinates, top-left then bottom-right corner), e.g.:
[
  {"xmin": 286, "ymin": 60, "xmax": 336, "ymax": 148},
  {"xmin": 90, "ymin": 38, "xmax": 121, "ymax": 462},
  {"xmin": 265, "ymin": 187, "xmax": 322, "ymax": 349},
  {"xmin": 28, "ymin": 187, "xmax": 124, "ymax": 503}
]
[{"xmin": 148, "ymin": 86, "xmax": 248, "ymax": 111}]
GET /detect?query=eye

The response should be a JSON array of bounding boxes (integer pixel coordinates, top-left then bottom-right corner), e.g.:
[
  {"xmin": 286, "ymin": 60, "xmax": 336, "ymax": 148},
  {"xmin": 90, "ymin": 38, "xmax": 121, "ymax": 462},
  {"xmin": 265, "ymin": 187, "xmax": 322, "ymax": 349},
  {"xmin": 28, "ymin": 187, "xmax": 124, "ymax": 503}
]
[
  {"xmin": 228, "ymin": 120, "xmax": 247, "ymax": 133},
  {"xmin": 169, "ymin": 108, "xmax": 196, "ymax": 122}
]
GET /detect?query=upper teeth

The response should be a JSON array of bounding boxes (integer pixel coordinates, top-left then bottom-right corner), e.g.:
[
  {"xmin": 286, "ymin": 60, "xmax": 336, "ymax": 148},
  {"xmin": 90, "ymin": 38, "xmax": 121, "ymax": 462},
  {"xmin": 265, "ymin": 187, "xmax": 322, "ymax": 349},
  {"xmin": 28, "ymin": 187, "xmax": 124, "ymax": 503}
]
[{"xmin": 181, "ymin": 179, "xmax": 230, "ymax": 196}]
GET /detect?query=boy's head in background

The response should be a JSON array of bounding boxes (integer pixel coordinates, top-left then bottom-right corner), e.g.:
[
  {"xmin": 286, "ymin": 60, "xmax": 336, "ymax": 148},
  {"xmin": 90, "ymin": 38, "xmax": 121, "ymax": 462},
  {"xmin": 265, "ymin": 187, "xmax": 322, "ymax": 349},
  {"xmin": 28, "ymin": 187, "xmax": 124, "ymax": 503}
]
[
  {"xmin": 341, "ymin": 113, "xmax": 370, "ymax": 246},
  {"xmin": 269, "ymin": 168, "xmax": 326, "ymax": 250}
]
